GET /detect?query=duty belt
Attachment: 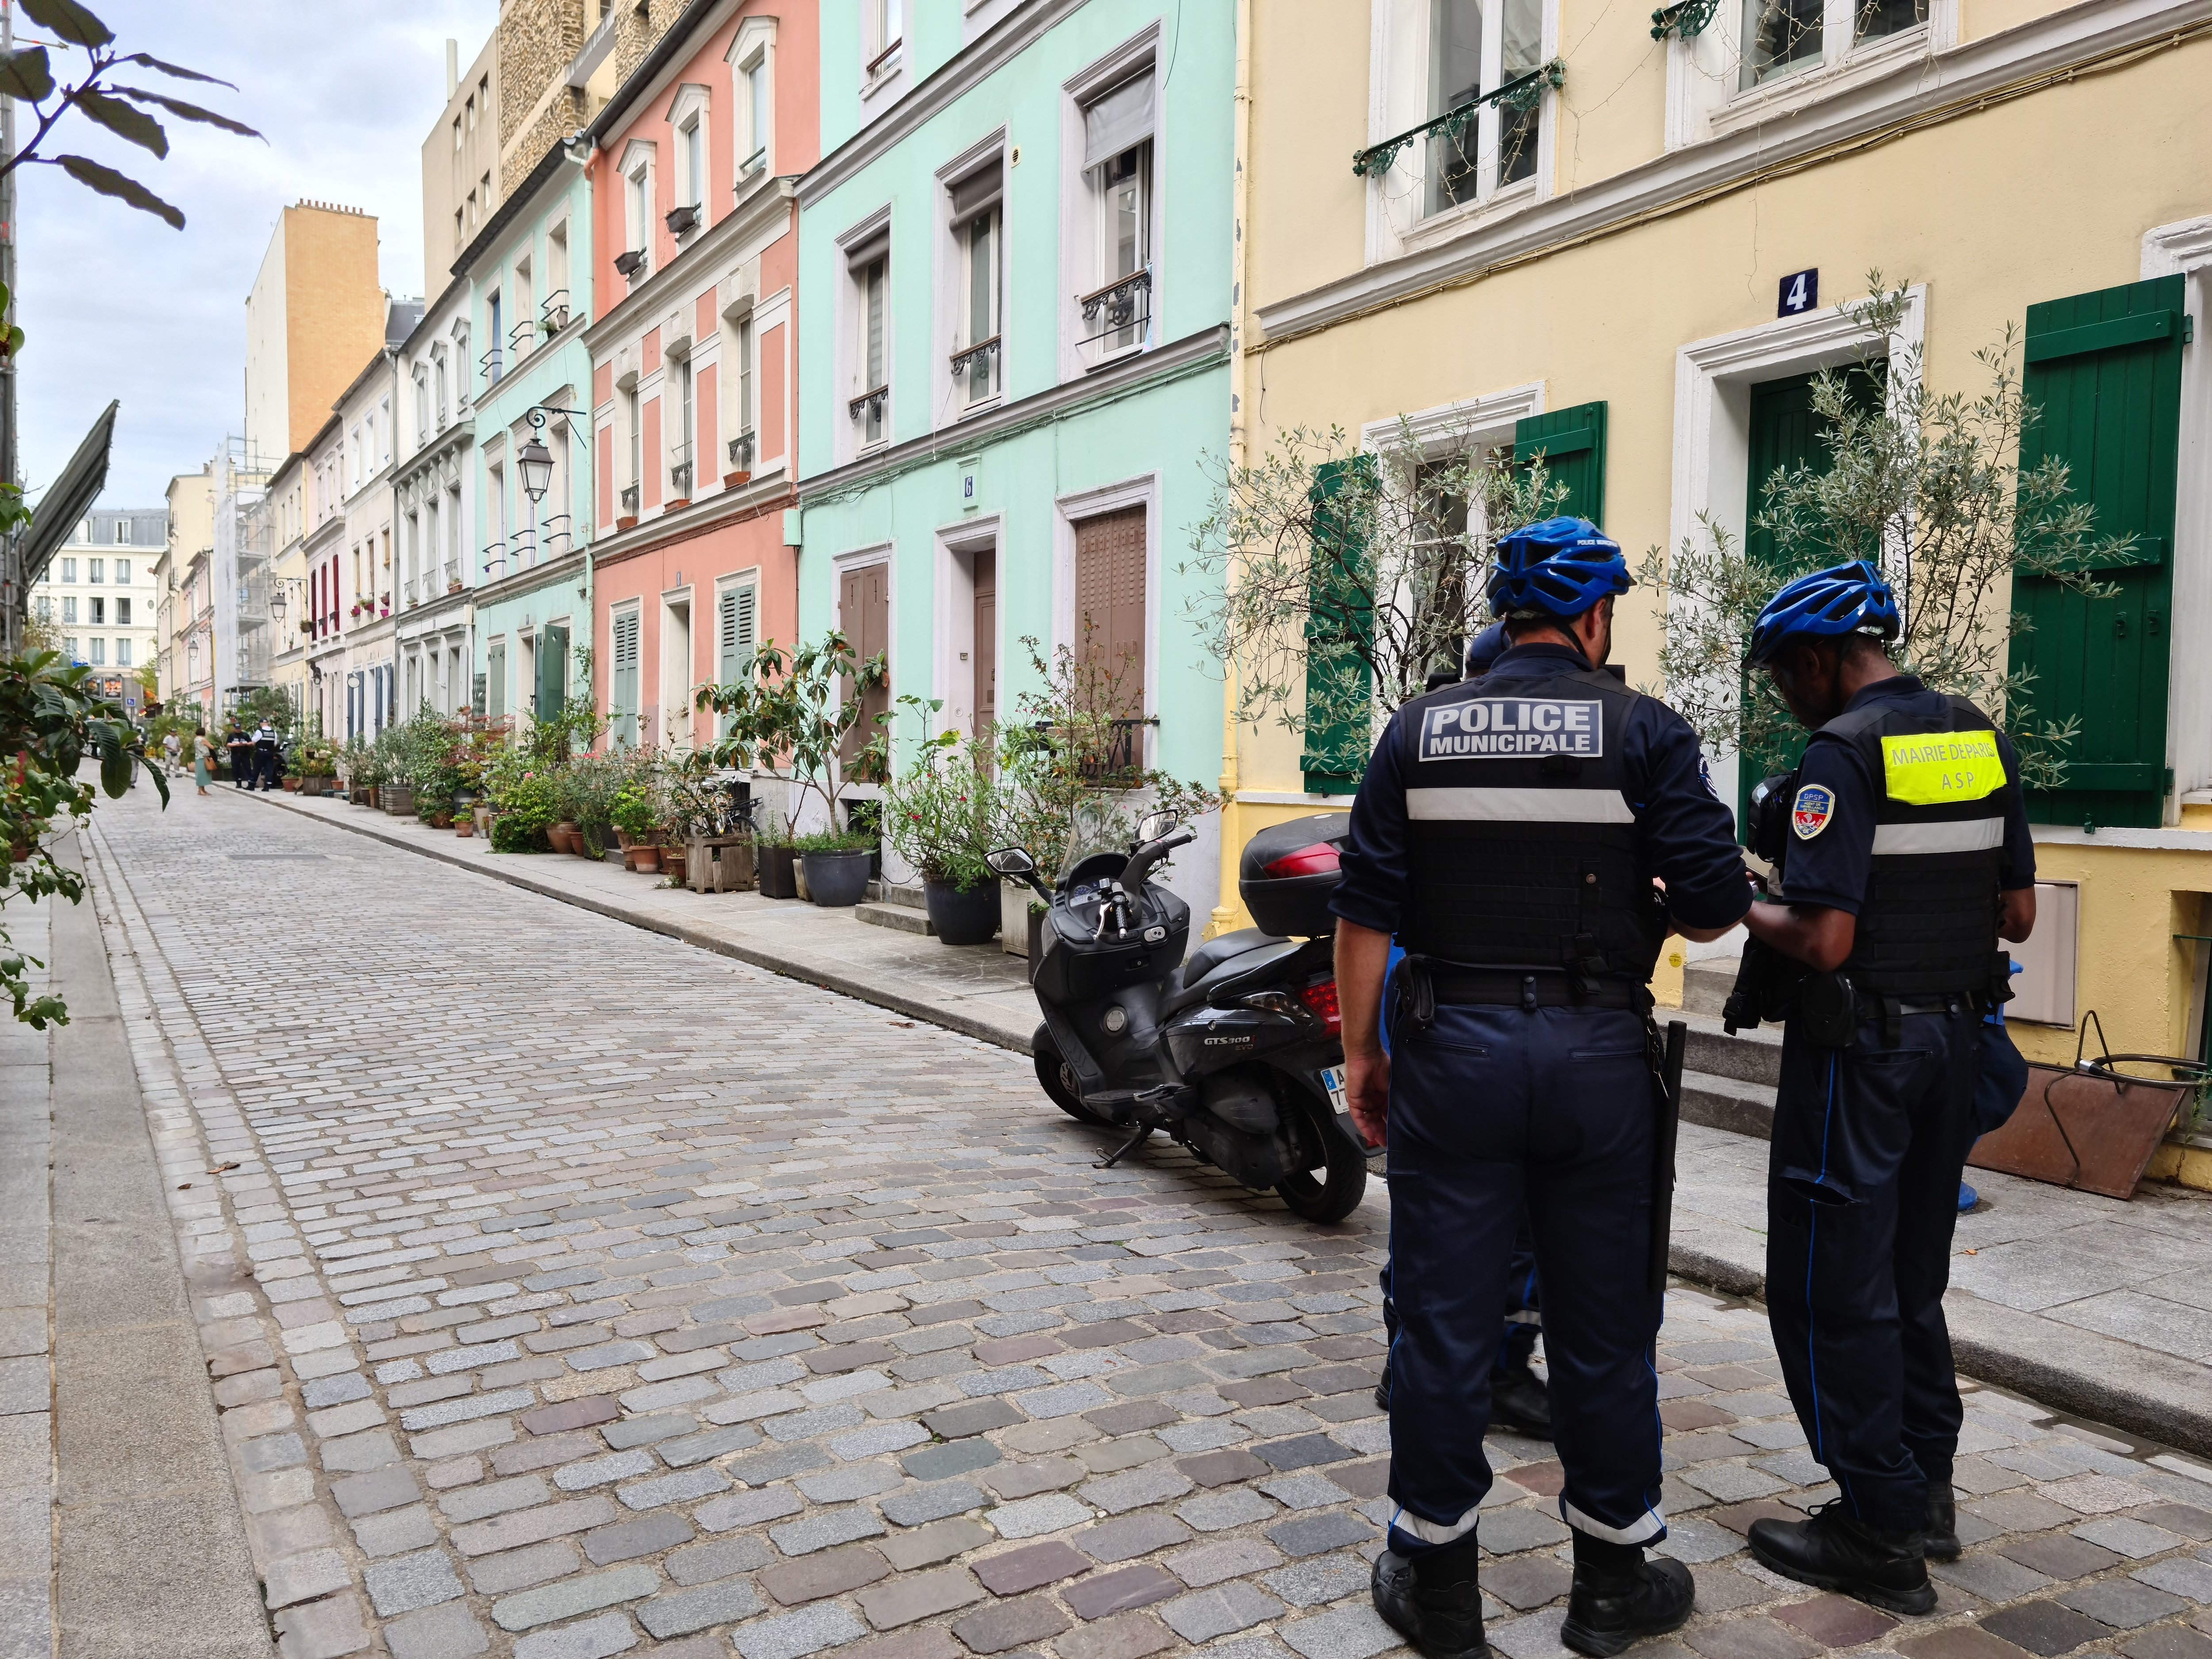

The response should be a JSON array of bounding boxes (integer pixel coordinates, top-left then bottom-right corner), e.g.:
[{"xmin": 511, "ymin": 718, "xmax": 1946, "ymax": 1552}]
[
  {"xmin": 1854, "ymin": 989, "xmax": 1976, "ymax": 1048},
  {"xmin": 1398, "ymin": 957, "xmax": 1651, "ymax": 1031}
]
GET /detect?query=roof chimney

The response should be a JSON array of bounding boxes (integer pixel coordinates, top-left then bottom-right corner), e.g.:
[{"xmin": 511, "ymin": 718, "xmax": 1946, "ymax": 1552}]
[{"xmin": 445, "ymin": 39, "xmax": 459, "ymax": 100}]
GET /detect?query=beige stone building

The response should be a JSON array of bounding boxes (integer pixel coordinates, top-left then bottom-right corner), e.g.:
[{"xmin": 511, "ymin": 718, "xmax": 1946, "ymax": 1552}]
[
  {"xmin": 156, "ymin": 462, "xmax": 216, "ymax": 707},
  {"xmin": 242, "ymin": 203, "xmax": 386, "ymax": 466},
  {"xmin": 422, "ymin": 35, "xmax": 503, "ymax": 296}
]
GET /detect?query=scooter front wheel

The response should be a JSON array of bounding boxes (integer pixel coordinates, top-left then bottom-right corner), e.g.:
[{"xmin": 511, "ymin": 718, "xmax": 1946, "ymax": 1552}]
[
  {"xmin": 1033, "ymin": 1025, "xmax": 1111, "ymax": 1125},
  {"xmin": 1275, "ymin": 1094, "xmax": 1367, "ymax": 1224}
]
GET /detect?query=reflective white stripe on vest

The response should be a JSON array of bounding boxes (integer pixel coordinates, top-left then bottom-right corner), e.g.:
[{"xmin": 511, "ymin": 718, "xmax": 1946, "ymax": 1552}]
[
  {"xmin": 1870, "ymin": 817, "xmax": 2004, "ymax": 855},
  {"xmin": 1406, "ymin": 787, "xmax": 1636, "ymax": 824}
]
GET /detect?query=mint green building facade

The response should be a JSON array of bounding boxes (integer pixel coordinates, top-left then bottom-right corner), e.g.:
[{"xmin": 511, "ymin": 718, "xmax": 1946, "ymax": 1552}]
[
  {"xmin": 793, "ymin": 0, "xmax": 1235, "ymax": 914},
  {"xmin": 467, "ymin": 143, "xmax": 597, "ymax": 726}
]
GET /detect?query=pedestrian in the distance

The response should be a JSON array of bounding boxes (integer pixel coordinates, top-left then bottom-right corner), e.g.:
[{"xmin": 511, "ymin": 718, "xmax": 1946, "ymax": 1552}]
[
  {"xmin": 253, "ymin": 721, "xmax": 279, "ymax": 791},
  {"xmin": 191, "ymin": 730, "xmax": 213, "ymax": 796},
  {"xmin": 226, "ymin": 723, "xmax": 252, "ymax": 787},
  {"xmin": 161, "ymin": 729, "xmax": 182, "ymax": 775}
]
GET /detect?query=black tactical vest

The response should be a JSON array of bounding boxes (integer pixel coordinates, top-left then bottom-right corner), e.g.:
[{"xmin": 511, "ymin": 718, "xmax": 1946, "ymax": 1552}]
[
  {"xmin": 1395, "ymin": 664, "xmax": 1665, "ymax": 981},
  {"xmin": 1814, "ymin": 693, "xmax": 2010, "ymax": 998}
]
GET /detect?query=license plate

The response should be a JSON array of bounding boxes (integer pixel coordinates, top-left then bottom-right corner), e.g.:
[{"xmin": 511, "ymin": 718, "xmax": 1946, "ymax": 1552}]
[{"xmin": 1321, "ymin": 1066, "xmax": 1348, "ymax": 1115}]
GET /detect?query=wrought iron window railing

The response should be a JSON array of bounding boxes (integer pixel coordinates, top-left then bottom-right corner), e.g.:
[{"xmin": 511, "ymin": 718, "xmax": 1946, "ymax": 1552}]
[
  {"xmin": 848, "ymin": 385, "xmax": 889, "ymax": 431},
  {"xmin": 481, "ymin": 539, "xmax": 507, "ymax": 581},
  {"xmin": 1077, "ymin": 269, "xmax": 1152, "ymax": 358},
  {"xmin": 950, "ymin": 334, "xmax": 1002, "ymax": 381},
  {"xmin": 1027, "ymin": 716, "xmax": 1158, "ymax": 783},
  {"xmin": 479, "ymin": 346, "xmax": 504, "ymax": 385},
  {"xmin": 1650, "ymin": 0, "xmax": 1721, "ymax": 35},
  {"xmin": 1350, "ymin": 59, "xmax": 1566, "ymax": 177},
  {"xmin": 619, "ymin": 482, "xmax": 640, "ymax": 517},
  {"xmin": 728, "ymin": 430, "xmax": 756, "ymax": 471},
  {"xmin": 540, "ymin": 290, "xmax": 571, "ymax": 334},
  {"xmin": 538, "ymin": 515, "xmax": 572, "ymax": 559},
  {"xmin": 669, "ymin": 444, "xmax": 694, "ymax": 499}
]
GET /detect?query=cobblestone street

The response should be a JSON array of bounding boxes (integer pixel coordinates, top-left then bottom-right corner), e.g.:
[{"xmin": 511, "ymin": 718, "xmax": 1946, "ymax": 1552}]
[{"xmin": 65, "ymin": 784, "xmax": 2212, "ymax": 1659}]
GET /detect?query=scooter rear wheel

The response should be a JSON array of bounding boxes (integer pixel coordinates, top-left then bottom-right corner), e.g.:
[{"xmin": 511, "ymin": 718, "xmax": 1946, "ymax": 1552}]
[
  {"xmin": 1033, "ymin": 1025, "xmax": 1110, "ymax": 1125},
  {"xmin": 1275, "ymin": 1094, "xmax": 1367, "ymax": 1224}
]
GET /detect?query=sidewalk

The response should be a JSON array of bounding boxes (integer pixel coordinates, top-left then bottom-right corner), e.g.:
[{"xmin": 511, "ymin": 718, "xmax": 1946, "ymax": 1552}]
[{"xmin": 246, "ymin": 786, "xmax": 2212, "ymax": 1457}]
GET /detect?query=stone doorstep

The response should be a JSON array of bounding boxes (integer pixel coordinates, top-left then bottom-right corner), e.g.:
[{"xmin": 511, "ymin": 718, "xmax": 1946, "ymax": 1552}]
[{"xmin": 856, "ymin": 901, "xmax": 933, "ymax": 937}]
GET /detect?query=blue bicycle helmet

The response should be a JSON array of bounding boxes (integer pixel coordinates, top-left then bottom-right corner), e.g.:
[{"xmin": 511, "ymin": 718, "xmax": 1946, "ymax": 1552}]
[
  {"xmin": 1746, "ymin": 559, "xmax": 1901, "ymax": 666},
  {"xmin": 1486, "ymin": 517, "xmax": 1631, "ymax": 618}
]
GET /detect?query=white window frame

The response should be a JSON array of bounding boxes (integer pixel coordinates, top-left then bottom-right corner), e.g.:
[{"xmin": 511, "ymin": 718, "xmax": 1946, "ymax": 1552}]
[
  {"xmin": 837, "ymin": 207, "xmax": 894, "ymax": 463},
  {"xmin": 1060, "ymin": 31, "xmax": 1165, "ymax": 384},
  {"xmin": 620, "ymin": 140, "xmax": 655, "ymax": 273},
  {"xmin": 864, "ymin": 0, "xmax": 904, "ymax": 86},
  {"xmin": 729, "ymin": 19, "xmax": 776, "ymax": 192},
  {"xmin": 937, "ymin": 134, "xmax": 1008, "ymax": 424},
  {"xmin": 669, "ymin": 83, "xmax": 711, "ymax": 234},
  {"xmin": 1668, "ymin": 284, "xmax": 1926, "ymax": 819},
  {"xmin": 670, "ymin": 350, "xmax": 696, "ymax": 501},
  {"xmin": 1666, "ymin": 0, "xmax": 1955, "ymax": 148},
  {"xmin": 1362, "ymin": 0, "xmax": 1560, "ymax": 268},
  {"xmin": 2144, "ymin": 217, "xmax": 2212, "ymax": 813},
  {"xmin": 546, "ymin": 216, "xmax": 571, "ymax": 326}
]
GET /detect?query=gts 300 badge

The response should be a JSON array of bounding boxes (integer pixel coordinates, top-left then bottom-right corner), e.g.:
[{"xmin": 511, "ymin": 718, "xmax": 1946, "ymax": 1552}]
[{"xmin": 1420, "ymin": 698, "xmax": 1602, "ymax": 760}]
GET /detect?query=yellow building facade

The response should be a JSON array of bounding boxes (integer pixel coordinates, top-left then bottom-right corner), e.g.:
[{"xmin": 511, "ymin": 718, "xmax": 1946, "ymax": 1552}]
[{"xmin": 1227, "ymin": 0, "xmax": 2212, "ymax": 1165}]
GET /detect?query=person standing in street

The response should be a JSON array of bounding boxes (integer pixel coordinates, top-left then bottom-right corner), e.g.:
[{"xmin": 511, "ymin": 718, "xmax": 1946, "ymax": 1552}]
[
  {"xmin": 161, "ymin": 729, "xmax": 182, "ymax": 775},
  {"xmin": 1736, "ymin": 562, "xmax": 2035, "ymax": 1613},
  {"xmin": 252, "ymin": 721, "xmax": 279, "ymax": 791},
  {"xmin": 225, "ymin": 723, "xmax": 252, "ymax": 788},
  {"xmin": 191, "ymin": 729, "xmax": 214, "ymax": 796},
  {"xmin": 1335, "ymin": 518, "xmax": 1755, "ymax": 1659}
]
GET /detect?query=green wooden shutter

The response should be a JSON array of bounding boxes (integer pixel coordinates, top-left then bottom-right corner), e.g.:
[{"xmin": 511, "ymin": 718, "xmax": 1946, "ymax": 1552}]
[
  {"xmin": 715, "ymin": 584, "xmax": 755, "ymax": 738},
  {"xmin": 1513, "ymin": 400, "xmax": 1609, "ymax": 524},
  {"xmin": 1301, "ymin": 456, "xmax": 1378, "ymax": 796},
  {"xmin": 487, "ymin": 642, "xmax": 506, "ymax": 720},
  {"xmin": 536, "ymin": 623, "xmax": 568, "ymax": 721},
  {"xmin": 2010, "ymin": 275, "xmax": 2184, "ymax": 829},
  {"xmin": 610, "ymin": 610, "xmax": 641, "ymax": 746}
]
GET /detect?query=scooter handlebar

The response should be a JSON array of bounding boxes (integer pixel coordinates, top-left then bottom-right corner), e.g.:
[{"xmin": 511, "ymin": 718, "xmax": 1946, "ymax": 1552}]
[{"xmin": 1121, "ymin": 824, "xmax": 1197, "ymax": 893}]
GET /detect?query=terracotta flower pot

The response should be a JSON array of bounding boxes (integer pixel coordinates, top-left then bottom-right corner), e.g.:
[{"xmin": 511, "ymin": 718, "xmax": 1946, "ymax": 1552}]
[
  {"xmin": 632, "ymin": 845, "xmax": 661, "ymax": 873},
  {"xmin": 454, "ymin": 818, "xmax": 472, "ymax": 837},
  {"xmin": 664, "ymin": 848, "xmax": 689, "ymax": 884}
]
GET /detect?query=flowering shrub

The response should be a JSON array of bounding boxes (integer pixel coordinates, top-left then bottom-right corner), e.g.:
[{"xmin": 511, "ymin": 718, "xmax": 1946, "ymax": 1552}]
[{"xmin": 881, "ymin": 712, "xmax": 1006, "ymax": 892}]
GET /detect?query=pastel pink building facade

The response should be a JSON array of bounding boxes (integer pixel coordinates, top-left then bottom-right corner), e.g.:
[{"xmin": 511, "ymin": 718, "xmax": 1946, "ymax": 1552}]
[{"xmin": 583, "ymin": 0, "xmax": 816, "ymax": 755}]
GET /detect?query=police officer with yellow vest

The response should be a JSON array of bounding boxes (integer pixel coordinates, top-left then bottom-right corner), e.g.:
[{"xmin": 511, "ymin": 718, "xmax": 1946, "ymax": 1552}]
[
  {"xmin": 1336, "ymin": 518, "xmax": 1755, "ymax": 1659},
  {"xmin": 1736, "ymin": 561, "xmax": 2036, "ymax": 1613}
]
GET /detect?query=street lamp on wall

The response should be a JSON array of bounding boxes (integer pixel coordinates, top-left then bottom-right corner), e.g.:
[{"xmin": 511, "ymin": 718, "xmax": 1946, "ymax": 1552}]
[{"xmin": 517, "ymin": 437, "xmax": 555, "ymax": 504}]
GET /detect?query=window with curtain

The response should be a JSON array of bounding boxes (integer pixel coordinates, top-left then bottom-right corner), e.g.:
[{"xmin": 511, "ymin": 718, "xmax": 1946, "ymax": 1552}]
[
  {"xmin": 1079, "ymin": 75, "xmax": 1153, "ymax": 360},
  {"xmin": 1425, "ymin": 0, "xmax": 1544, "ymax": 217}
]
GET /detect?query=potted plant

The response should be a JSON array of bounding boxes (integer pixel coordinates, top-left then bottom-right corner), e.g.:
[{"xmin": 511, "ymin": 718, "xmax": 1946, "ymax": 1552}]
[
  {"xmin": 696, "ymin": 628, "xmax": 890, "ymax": 904},
  {"xmin": 794, "ymin": 827, "xmax": 872, "ymax": 907},
  {"xmin": 611, "ymin": 781, "xmax": 661, "ymax": 873},
  {"xmin": 881, "ymin": 704, "xmax": 1003, "ymax": 946},
  {"xmin": 757, "ymin": 823, "xmax": 799, "ymax": 898}
]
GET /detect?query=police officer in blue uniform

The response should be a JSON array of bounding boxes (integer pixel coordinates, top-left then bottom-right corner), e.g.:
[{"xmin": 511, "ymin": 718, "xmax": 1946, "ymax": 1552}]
[
  {"xmin": 1375, "ymin": 618, "xmax": 1551, "ymax": 1441},
  {"xmin": 1735, "ymin": 562, "xmax": 2036, "ymax": 1613},
  {"xmin": 1336, "ymin": 519, "xmax": 1755, "ymax": 1659}
]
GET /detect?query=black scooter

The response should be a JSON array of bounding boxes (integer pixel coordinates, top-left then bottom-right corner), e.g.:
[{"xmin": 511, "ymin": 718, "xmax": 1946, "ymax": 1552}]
[{"xmin": 987, "ymin": 811, "xmax": 1368, "ymax": 1225}]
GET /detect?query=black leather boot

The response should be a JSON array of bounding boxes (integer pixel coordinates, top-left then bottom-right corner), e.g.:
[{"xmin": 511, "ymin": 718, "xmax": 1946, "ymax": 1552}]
[
  {"xmin": 1490, "ymin": 1358, "xmax": 1552, "ymax": 1440},
  {"xmin": 1559, "ymin": 1532, "xmax": 1694, "ymax": 1657},
  {"xmin": 1372, "ymin": 1531, "xmax": 1488, "ymax": 1659},
  {"xmin": 1921, "ymin": 1486, "xmax": 1960, "ymax": 1562},
  {"xmin": 1749, "ymin": 1500, "xmax": 1937, "ymax": 1615}
]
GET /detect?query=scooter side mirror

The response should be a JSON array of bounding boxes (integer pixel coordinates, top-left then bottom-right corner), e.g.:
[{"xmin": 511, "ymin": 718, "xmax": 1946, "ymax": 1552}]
[
  {"xmin": 986, "ymin": 847, "xmax": 1037, "ymax": 879},
  {"xmin": 1135, "ymin": 809, "xmax": 1180, "ymax": 843}
]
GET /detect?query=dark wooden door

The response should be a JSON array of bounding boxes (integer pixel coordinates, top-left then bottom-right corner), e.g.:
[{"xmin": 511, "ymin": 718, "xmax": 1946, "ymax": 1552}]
[{"xmin": 839, "ymin": 563, "xmax": 890, "ymax": 772}]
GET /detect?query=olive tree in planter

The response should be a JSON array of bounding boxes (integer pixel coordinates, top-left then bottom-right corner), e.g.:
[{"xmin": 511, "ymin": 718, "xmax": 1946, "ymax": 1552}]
[{"xmin": 696, "ymin": 630, "xmax": 889, "ymax": 906}]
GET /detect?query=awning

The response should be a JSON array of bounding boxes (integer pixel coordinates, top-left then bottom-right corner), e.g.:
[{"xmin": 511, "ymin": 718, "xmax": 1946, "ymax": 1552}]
[{"xmin": 20, "ymin": 400, "xmax": 118, "ymax": 586}]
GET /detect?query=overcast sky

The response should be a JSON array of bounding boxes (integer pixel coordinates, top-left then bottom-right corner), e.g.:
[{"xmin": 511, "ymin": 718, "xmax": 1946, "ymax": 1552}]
[{"xmin": 15, "ymin": 0, "xmax": 499, "ymax": 511}]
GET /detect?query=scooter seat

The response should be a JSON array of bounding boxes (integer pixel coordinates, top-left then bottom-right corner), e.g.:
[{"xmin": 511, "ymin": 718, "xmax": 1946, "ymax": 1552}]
[{"xmin": 1162, "ymin": 928, "xmax": 1294, "ymax": 1017}]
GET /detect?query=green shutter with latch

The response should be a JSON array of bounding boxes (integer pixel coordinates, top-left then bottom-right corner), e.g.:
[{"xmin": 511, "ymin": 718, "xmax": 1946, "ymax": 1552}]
[
  {"xmin": 716, "ymin": 584, "xmax": 755, "ymax": 739},
  {"xmin": 1301, "ymin": 456, "xmax": 1378, "ymax": 796},
  {"xmin": 536, "ymin": 622, "xmax": 569, "ymax": 722},
  {"xmin": 609, "ymin": 610, "xmax": 640, "ymax": 747},
  {"xmin": 2010, "ymin": 276, "xmax": 2184, "ymax": 830},
  {"xmin": 1513, "ymin": 401, "xmax": 1608, "ymax": 525}
]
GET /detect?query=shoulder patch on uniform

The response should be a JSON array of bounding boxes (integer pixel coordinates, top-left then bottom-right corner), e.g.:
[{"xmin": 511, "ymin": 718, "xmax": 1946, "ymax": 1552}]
[
  {"xmin": 1418, "ymin": 698, "xmax": 1602, "ymax": 761},
  {"xmin": 1791, "ymin": 783, "xmax": 1836, "ymax": 840}
]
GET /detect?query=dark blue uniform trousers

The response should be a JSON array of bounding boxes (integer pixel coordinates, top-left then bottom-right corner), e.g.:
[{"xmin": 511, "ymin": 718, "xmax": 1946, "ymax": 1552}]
[
  {"xmin": 1381, "ymin": 1225, "xmax": 1541, "ymax": 1373},
  {"xmin": 1385, "ymin": 1003, "xmax": 1664, "ymax": 1549},
  {"xmin": 1766, "ymin": 1006, "xmax": 1979, "ymax": 1534}
]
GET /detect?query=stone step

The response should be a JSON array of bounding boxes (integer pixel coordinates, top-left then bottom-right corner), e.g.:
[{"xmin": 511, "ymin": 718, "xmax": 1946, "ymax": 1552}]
[
  {"xmin": 1679, "ymin": 1009, "xmax": 1783, "ymax": 1087},
  {"xmin": 877, "ymin": 881, "xmax": 927, "ymax": 910},
  {"xmin": 1680, "ymin": 1067, "xmax": 1776, "ymax": 1140},
  {"xmin": 856, "ymin": 901, "xmax": 931, "ymax": 936},
  {"xmin": 1682, "ymin": 958, "xmax": 1739, "ymax": 1018}
]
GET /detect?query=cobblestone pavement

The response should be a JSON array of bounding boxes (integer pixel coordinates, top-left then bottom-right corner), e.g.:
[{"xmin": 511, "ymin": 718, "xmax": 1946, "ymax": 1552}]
[{"xmin": 81, "ymin": 786, "xmax": 2212, "ymax": 1659}]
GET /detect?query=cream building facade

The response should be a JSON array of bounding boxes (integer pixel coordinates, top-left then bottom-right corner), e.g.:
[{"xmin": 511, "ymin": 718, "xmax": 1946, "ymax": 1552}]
[
  {"xmin": 1234, "ymin": 0, "xmax": 2212, "ymax": 1141},
  {"xmin": 157, "ymin": 462, "xmax": 217, "ymax": 710},
  {"xmin": 28, "ymin": 508, "xmax": 164, "ymax": 710},
  {"xmin": 425, "ymin": 34, "xmax": 503, "ymax": 296}
]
